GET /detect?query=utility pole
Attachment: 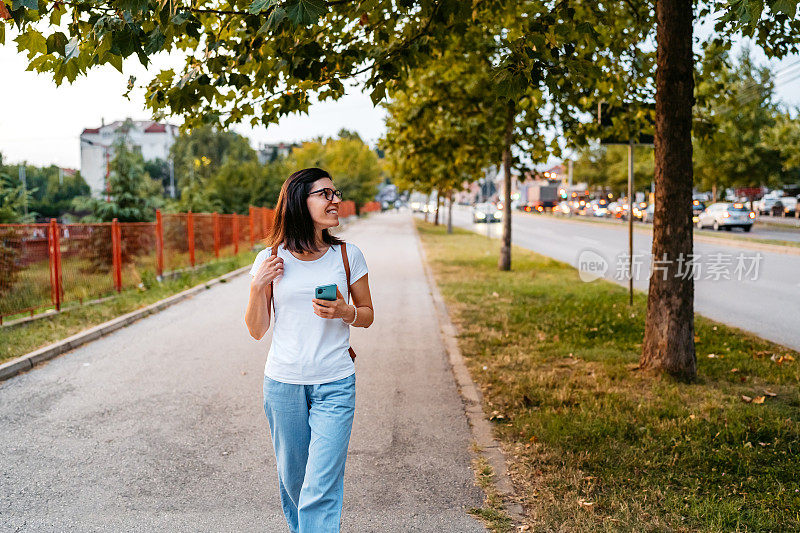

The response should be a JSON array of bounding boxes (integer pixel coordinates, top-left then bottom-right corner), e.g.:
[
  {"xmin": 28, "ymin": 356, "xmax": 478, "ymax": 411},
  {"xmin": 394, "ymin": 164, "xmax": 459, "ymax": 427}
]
[{"xmin": 568, "ymin": 158, "xmax": 573, "ymax": 189}]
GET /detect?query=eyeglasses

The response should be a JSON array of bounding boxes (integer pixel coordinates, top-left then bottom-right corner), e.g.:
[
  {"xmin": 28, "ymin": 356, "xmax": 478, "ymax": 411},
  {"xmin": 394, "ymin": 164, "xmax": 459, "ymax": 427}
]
[{"xmin": 308, "ymin": 188, "xmax": 343, "ymax": 201}]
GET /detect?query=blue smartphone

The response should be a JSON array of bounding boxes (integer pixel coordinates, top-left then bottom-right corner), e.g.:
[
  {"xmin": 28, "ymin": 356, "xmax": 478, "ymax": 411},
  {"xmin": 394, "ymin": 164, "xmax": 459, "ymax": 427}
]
[{"xmin": 315, "ymin": 283, "xmax": 337, "ymax": 301}]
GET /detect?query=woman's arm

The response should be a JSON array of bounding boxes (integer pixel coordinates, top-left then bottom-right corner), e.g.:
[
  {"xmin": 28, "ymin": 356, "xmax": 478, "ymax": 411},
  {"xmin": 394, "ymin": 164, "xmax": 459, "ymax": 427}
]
[
  {"xmin": 245, "ymin": 282, "xmax": 272, "ymax": 340},
  {"xmin": 311, "ymin": 273, "xmax": 374, "ymax": 328},
  {"xmin": 345, "ymin": 274, "xmax": 374, "ymax": 328},
  {"xmin": 245, "ymin": 255, "xmax": 284, "ymax": 340}
]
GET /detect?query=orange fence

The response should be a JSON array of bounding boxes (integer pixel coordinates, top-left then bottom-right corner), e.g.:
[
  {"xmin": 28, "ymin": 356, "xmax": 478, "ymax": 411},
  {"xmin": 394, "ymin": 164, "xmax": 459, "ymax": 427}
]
[
  {"xmin": 0, "ymin": 206, "xmax": 275, "ymax": 323},
  {"xmin": 360, "ymin": 201, "xmax": 380, "ymax": 214},
  {"xmin": 338, "ymin": 200, "xmax": 356, "ymax": 218}
]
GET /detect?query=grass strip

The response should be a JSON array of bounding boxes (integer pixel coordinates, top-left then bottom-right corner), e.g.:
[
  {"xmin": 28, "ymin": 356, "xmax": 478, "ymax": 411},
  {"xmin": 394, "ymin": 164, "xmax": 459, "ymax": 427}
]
[
  {"xmin": 416, "ymin": 219, "xmax": 799, "ymax": 531},
  {"xmin": 1, "ymin": 250, "xmax": 259, "ymax": 365}
]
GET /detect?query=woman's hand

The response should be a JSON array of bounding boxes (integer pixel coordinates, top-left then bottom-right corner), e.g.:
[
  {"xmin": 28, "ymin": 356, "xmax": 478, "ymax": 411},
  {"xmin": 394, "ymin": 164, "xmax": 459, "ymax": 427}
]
[
  {"xmin": 312, "ymin": 289, "xmax": 354, "ymax": 321},
  {"xmin": 251, "ymin": 256, "xmax": 284, "ymax": 290}
]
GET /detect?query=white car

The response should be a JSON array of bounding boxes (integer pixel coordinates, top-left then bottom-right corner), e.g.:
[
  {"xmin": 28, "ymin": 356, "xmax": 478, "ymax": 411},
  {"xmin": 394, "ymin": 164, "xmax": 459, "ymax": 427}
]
[
  {"xmin": 779, "ymin": 196, "xmax": 798, "ymax": 216},
  {"xmin": 696, "ymin": 202, "xmax": 755, "ymax": 232}
]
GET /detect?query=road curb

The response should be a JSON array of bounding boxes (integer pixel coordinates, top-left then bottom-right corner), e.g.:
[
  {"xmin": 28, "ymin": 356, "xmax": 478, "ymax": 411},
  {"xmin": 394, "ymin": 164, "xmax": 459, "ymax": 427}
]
[
  {"xmin": 0, "ymin": 265, "xmax": 252, "ymax": 383},
  {"xmin": 413, "ymin": 224, "xmax": 525, "ymax": 523}
]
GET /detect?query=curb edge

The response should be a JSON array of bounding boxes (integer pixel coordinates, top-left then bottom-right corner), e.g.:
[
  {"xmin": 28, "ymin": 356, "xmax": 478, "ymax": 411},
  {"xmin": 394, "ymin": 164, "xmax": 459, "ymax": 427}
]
[{"xmin": 413, "ymin": 222, "xmax": 525, "ymax": 524}]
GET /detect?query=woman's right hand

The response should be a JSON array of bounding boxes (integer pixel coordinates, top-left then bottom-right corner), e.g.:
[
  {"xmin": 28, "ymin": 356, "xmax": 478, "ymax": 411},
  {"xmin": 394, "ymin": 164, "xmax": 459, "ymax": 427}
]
[{"xmin": 251, "ymin": 256, "xmax": 284, "ymax": 290}]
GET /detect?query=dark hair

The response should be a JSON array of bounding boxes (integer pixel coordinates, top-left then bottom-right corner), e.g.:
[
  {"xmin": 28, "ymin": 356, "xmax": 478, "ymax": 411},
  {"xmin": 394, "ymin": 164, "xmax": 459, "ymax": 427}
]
[{"xmin": 265, "ymin": 167, "xmax": 344, "ymax": 253}]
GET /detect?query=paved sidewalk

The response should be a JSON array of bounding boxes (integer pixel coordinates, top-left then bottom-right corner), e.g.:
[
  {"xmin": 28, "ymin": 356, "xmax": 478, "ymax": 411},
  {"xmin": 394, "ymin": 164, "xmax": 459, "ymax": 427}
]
[{"xmin": 0, "ymin": 212, "xmax": 485, "ymax": 532}]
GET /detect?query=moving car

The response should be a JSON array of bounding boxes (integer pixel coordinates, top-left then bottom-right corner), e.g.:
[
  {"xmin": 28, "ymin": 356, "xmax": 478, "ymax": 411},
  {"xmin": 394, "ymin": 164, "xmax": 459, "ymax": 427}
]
[
  {"xmin": 696, "ymin": 202, "xmax": 755, "ymax": 231},
  {"xmin": 473, "ymin": 203, "xmax": 503, "ymax": 223}
]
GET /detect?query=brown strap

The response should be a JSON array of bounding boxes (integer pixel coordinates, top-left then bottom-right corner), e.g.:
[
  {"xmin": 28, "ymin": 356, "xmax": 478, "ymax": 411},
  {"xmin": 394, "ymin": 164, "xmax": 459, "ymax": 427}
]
[
  {"xmin": 341, "ymin": 243, "xmax": 357, "ymax": 361},
  {"xmin": 268, "ymin": 244, "xmax": 278, "ymax": 316}
]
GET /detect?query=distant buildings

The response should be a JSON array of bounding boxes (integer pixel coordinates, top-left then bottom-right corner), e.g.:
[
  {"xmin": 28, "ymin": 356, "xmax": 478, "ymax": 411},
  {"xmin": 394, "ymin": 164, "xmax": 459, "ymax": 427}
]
[
  {"xmin": 80, "ymin": 119, "xmax": 178, "ymax": 197},
  {"xmin": 257, "ymin": 142, "xmax": 300, "ymax": 164}
]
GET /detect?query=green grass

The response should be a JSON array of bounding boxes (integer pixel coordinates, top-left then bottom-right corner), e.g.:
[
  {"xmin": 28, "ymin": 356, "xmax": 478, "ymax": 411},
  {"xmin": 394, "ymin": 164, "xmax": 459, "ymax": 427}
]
[
  {"xmin": 468, "ymin": 446, "xmax": 515, "ymax": 533},
  {"xmin": 416, "ymin": 220, "xmax": 800, "ymax": 532},
  {"xmin": 0, "ymin": 250, "xmax": 259, "ymax": 364}
]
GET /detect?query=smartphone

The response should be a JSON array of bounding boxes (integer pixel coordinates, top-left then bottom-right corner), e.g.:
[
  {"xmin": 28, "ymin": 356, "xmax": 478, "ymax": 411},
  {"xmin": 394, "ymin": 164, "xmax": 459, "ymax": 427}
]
[{"xmin": 314, "ymin": 283, "xmax": 338, "ymax": 301}]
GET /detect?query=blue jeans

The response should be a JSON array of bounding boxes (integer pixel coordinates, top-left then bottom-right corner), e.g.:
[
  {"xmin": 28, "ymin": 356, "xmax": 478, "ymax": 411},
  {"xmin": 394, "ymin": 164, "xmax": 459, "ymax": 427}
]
[{"xmin": 263, "ymin": 373, "xmax": 356, "ymax": 533}]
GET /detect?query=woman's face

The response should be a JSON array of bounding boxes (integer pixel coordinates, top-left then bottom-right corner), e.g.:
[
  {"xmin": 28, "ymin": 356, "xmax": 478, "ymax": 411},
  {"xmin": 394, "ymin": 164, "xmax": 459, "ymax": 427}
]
[{"xmin": 306, "ymin": 177, "xmax": 341, "ymax": 231}]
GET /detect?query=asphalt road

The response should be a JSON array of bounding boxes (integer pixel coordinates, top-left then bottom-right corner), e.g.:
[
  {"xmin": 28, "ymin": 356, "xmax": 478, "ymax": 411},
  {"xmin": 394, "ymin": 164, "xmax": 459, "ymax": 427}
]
[
  {"xmin": 443, "ymin": 206, "xmax": 800, "ymax": 352},
  {"xmin": 0, "ymin": 213, "xmax": 485, "ymax": 532}
]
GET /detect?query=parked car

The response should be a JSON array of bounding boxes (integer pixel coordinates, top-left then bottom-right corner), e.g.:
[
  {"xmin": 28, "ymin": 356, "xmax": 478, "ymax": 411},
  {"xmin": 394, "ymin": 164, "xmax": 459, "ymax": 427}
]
[
  {"xmin": 779, "ymin": 196, "xmax": 798, "ymax": 216},
  {"xmin": 757, "ymin": 196, "xmax": 781, "ymax": 215},
  {"xmin": 641, "ymin": 203, "xmax": 655, "ymax": 223},
  {"xmin": 473, "ymin": 202, "xmax": 502, "ymax": 223},
  {"xmin": 696, "ymin": 202, "xmax": 755, "ymax": 231}
]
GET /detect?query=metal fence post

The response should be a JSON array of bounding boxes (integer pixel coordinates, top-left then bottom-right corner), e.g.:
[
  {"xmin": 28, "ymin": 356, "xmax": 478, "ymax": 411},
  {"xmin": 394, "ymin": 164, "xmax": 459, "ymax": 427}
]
[
  {"xmin": 187, "ymin": 210, "xmax": 195, "ymax": 267},
  {"xmin": 48, "ymin": 218, "xmax": 62, "ymax": 311},
  {"xmin": 111, "ymin": 218, "xmax": 122, "ymax": 293},
  {"xmin": 155, "ymin": 209, "xmax": 164, "ymax": 277}
]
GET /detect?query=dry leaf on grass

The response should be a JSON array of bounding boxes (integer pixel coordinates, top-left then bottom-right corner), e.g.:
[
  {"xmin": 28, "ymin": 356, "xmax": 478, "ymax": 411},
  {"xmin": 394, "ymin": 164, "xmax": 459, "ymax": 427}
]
[
  {"xmin": 764, "ymin": 390, "xmax": 777, "ymax": 397},
  {"xmin": 741, "ymin": 395, "xmax": 752, "ymax": 403},
  {"xmin": 577, "ymin": 499, "xmax": 595, "ymax": 509},
  {"xmin": 752, "ymin": 396, "xmax": 766, "ymax": 404}
]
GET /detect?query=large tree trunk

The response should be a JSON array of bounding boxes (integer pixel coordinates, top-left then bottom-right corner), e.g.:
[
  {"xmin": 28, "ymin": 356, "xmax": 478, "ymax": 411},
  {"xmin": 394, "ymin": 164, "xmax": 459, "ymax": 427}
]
[
  {"xmin": 447, "ymin": 190, "xmax": 454, "ymax": 234},
  {"xmin": 641, "ymin": 0, "xmax": 696, "ymax": 379},
  {"xmin": 434, "ymin": 193, "xmax": 441, "ymax": 225},
  {"xmin": 498, "ymin": 102, "xmax": 515, "ymax": 271}
]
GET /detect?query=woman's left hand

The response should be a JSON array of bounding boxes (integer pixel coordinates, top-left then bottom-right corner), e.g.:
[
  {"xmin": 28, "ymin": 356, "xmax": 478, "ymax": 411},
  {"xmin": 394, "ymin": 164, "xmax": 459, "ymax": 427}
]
[{"xmin": 312, "ymin": 289, "xmax": 352, "ymax": 320}]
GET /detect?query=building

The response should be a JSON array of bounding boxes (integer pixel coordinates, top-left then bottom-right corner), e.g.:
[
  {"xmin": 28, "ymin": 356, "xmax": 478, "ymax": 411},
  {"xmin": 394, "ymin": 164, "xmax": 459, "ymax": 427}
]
[
  {"xmin": 80, "ymin": 119, "xmax": 178, "ymax": 197},
  {"xmin": 257, "ymin": 142, "xmax": 300, "ymax": 164}
]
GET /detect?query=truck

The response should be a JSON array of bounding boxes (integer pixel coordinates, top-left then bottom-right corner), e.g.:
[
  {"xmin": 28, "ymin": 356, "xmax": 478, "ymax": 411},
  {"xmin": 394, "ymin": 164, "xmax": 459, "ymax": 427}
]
[{"xmin": 519, "ymin": 181, "xmax": 559, "ymax": 212}]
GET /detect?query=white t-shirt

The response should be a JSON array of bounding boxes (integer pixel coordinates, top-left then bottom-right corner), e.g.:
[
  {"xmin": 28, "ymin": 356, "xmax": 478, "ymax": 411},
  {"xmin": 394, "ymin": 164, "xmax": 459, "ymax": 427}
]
[{"xmin": 249, "ymin": 242, "xmax": 368, "ymax": 384}]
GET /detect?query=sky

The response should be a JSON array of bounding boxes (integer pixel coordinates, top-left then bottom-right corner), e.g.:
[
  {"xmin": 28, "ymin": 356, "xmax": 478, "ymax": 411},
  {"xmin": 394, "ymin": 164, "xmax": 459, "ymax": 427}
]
[
  {"xmin": 1, "ymin": 23, "xmax": 799, "ymax": 170},
  {"xmin": 0, "ymin": 43, "xmax": 388, "ymax": 169}
]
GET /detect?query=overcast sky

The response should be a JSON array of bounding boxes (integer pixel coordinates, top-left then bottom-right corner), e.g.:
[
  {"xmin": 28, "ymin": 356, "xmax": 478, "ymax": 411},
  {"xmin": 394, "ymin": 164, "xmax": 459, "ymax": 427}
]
[{"xmin": 1, "ymin": 29, "xmax": 798, "ymax": 170}]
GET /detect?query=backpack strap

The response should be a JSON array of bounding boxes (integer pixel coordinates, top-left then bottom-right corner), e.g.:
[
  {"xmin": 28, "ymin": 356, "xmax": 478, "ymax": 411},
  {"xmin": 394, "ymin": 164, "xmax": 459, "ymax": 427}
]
[
  {"xmin": 268, "ymin": 244, "xmax": 278, "ymax": 316},
  {"xmin": 341, "ymin": 243, "xmax": 357, "ymax": 362}
]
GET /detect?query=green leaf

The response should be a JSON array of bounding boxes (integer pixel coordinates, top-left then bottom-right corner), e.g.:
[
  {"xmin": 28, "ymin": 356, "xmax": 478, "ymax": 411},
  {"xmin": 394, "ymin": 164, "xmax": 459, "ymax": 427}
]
[
  {"xmin": 257, "ymin": 5, "xmax": 286, "ymax": 34},
  {"xmin": 15, "ymin": 30, "xmax": 46, "ymax": 57},
  {"xmin": 46, "ymin": 31, "xmax": 67, "ymax": 55},
  {"xmin": 285, "ymin": 0, "xmax": 326, "ymax": 26},
  {"xmin": 249, "ymin": 0, "xmax": 274, "ymax": 15},
  {"xmin": 772, "ymin": 0, "xmax": 797, "ymax": 16},
  {"xmin": 108, "ymin": 53, "xmax": 123, "ymax": 73},
  {"xmin": 370, "ymin": 82, "xmax": 385, "ymax": 105},
  {"xmin": 144, "ymin": 27, "xmax": 165, "ymax": 54},
  {"xmin": 11, "ymin": 0, "xmax": 37, "ymax": 10}
]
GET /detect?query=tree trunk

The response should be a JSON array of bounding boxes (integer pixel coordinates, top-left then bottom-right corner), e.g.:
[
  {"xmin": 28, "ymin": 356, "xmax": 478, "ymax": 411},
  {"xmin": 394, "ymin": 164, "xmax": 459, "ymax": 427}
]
[
  {"xmin": 711, "ymin": 183, "xmax": 717, "ymax": 203},
  {"xmin": 447, "ymin": 190, "xmax": 454, "ymax": 234},
  {"xmin": 434, "ymin": 193, "xmax": 441, "ymax": 225},
  {"xmin": 640, "ymin": 0, "xmax": 696, "ymax": 380},
  {"xmin": 498, "ymin": 102, "xmax": 515, "ymax": 271}
]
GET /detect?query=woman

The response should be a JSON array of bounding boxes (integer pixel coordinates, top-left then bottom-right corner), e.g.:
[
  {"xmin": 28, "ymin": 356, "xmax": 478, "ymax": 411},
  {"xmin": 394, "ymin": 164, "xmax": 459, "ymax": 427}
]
[{"xmin": 244, "ymin": 167, "xmax": 374, "ymax": 533}]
